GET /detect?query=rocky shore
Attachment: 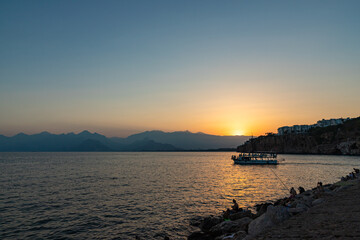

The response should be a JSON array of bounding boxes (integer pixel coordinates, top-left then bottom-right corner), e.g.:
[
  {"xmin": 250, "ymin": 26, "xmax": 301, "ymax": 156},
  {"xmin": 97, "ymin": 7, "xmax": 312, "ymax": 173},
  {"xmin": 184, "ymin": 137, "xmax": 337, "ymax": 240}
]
[{"xmin": 187, "ymin": 170, "xmax": 360, "ymax": 240}]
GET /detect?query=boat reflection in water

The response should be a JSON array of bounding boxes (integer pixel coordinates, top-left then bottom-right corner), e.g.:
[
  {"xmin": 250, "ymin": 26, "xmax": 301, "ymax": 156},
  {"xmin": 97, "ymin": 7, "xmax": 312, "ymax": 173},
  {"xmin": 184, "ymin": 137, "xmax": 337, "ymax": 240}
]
[{"xmin": 231, "ymin": 152, "xmax": 278, "ymax": 165}]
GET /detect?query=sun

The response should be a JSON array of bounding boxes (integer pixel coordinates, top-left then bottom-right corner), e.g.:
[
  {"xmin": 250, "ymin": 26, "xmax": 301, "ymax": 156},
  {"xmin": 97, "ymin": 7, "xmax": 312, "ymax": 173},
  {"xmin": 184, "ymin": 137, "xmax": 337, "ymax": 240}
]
[{"xmin": 232, "ymin": 130, "xmax": 245, "ymax": 136}]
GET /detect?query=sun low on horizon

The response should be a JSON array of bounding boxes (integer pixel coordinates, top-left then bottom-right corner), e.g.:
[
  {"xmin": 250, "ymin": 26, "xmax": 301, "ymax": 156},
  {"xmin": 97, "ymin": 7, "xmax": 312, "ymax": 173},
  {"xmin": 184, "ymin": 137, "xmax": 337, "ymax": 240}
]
[{"xmin": 231, "ymin": 130, "xmax": 245, "ymax": 136}]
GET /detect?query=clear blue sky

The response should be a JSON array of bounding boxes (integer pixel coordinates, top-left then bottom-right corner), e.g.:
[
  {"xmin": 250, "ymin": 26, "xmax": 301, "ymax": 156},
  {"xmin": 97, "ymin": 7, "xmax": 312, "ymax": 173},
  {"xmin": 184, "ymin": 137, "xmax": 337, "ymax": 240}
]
[{"xmin": 1, "ymin": 0, "xmax": 360, "ymax": 137}]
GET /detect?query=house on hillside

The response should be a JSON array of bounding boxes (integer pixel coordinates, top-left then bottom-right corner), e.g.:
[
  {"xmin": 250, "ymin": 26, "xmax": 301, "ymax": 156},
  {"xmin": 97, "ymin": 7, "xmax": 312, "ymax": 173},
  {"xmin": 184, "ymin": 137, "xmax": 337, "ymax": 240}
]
[{"xmin": 277, "ymin": 117, "xmax": 351, "ymax": 135}]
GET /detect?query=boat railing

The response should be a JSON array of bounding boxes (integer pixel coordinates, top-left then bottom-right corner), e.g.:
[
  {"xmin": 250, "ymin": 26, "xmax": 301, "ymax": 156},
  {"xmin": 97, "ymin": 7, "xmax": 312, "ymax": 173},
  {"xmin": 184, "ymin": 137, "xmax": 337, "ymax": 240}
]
[{"xmin": 237, "ymin": 152, "xmax": 277, "ymax": 160}]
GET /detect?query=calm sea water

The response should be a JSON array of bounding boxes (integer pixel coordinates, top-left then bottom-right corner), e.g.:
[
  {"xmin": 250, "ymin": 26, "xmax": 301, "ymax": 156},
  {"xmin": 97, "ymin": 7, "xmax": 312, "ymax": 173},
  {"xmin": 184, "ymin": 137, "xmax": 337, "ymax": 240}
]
[{"xmin": 1, "ymin": 152, "xmax": 359, "ymax": 239}]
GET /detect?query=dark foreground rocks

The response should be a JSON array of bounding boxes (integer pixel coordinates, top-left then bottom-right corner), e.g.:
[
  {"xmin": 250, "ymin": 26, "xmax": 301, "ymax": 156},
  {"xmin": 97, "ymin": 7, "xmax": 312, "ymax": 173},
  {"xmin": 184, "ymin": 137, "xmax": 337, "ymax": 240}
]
[{"xmin": 188, "ymin": 175, "xmax": 360, "ymax": 240}]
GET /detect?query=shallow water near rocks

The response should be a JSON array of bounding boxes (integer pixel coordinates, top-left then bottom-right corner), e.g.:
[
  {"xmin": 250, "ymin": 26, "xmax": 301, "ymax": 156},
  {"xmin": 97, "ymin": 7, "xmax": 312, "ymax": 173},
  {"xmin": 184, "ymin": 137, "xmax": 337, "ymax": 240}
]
[{"xmin": 1, "ymin": 152, "xmax": 359, "ymax": 239}]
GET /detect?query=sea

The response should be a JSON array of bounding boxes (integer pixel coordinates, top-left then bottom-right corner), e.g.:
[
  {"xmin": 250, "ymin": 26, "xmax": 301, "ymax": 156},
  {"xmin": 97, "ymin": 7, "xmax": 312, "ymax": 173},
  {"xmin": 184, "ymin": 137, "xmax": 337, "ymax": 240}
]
[{"xmin": 1, "ymin": 152, "xmax": 360, "ymax": 239}]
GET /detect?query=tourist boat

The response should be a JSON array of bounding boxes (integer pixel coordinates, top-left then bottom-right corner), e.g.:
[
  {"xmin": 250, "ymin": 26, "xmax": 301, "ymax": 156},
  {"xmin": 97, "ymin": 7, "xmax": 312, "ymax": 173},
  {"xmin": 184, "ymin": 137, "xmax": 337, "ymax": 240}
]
[{"xmin": 231, "ymin": 152, "xmax": 278, "ymax": 165}]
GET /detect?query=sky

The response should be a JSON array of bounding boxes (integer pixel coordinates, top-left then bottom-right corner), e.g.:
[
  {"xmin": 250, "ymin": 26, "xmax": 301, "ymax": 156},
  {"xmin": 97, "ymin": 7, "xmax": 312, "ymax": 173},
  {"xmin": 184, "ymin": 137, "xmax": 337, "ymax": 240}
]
[{"xmin": 1, "ymin": 0, "xmax": 359, "ymax": 137}]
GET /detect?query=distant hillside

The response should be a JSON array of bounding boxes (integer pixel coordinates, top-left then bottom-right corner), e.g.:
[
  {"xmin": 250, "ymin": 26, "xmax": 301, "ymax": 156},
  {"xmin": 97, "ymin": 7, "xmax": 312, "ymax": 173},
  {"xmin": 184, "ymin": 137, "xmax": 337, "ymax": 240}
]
[
  {"xmin": 237, "ymin": 117, "xmax": 360, "ymax": 155},
  {"xmin": 0, "ymin": 130, "xmax": 178, "ymax": 152},
  {"xmin": 0, "ymin": 130, "xmax": 250, "ymax": 152},
  {"xmin": 112, "ymin": 130, "xmax": 250, "ymax": 150}
]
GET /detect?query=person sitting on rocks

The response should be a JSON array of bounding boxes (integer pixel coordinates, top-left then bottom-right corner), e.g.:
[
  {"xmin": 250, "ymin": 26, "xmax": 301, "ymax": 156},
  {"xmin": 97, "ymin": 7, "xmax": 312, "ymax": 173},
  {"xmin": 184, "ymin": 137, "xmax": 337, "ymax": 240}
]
[
  {"xmin": 231, "ymin": 199, "xmax": 239, "ymax": 212},
  {"xmin": 315, "ymin": 182, "xmax": 324, "ymax": 198},
  {"xmin": 298, "ymin": 186, "xmax": 305, "ymax": 194},
  {"xmin": 223, "ymin": 208, "xmax": 231, "ymax": 221},
  {"xmin": 354, "ymin": 168, "xmax": 360, "ymax": 174},
  {"xmin": 317, "ymin": 182, "xmax": 324, "ymax": 191},
  {"xmin": 348, "ymin": 172, "xmax": 354, "ymax": 180},
  {"xmin": 289, "ymin": 187, "xmax": 297, "ymax": 199}
]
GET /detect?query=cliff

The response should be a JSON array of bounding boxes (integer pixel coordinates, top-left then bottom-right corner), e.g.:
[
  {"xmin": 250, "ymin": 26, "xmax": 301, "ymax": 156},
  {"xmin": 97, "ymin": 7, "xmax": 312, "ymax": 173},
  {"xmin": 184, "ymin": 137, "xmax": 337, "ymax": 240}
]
[{"xmin": 237, "ymin": 117, "xmax": 360, "ymax": 155}]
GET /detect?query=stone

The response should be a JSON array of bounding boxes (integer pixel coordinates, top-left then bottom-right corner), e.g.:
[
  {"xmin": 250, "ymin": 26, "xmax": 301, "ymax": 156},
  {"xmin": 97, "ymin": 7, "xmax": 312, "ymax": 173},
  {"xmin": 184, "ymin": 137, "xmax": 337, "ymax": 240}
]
[
  {"xmin": 189, "ymin": 216, "xmax": 203, "ymax": 227},
  {"xmin": 300, "ymin": 196, "xmax": 313, "ymax": 207},
  {"xmin": 229, "ymin": 210, "xmax": 253, "ymax": 221},
  {"xmin": 303, "ymin": 190, "xmax": 313, "ymax": 196},
  {"xmin": 234, "ymin": 231, "xmax": 247, "ymax": 240},
  {"xmin": 209, "ymin": 217, "xmax": 252, "ymax": 237},
  {"xmin": 214, "ymin": 230, "xmax": 247, "ymax": 240},
  {"xmin": 200, "ymin": 216, "xmax": 223, "ymax": 232},
  {"xmin": 188, "ymin": 231, "xmax": 212, "ymax": 240},
  {"xmin": 312, "ymin": 198, "xmax": 324, "ymax": 206},
  {"xmin": 214, "ymin": 231, "xmax": 247, "ymax": 240},
  {"xmin": 247, "ymin": 205, "xmax": 290, "ymax": 237},
  {"xmin": 255, "ymin": 203, "xmax": 271, "ymax": 217},
  {"xmin": 296, "ymin": 203, "xmax": 309, "ymax": 211},
  {"xmin": 266, "ymin": 205, "xmax": 290, "ymax": 224},
  {"xmin": 288, "ymin": 203, "xmax": 308, "ymax": 215},
  {"xmin": 247, "ymin": 212, "xmax": 274, "ymax": 236}
]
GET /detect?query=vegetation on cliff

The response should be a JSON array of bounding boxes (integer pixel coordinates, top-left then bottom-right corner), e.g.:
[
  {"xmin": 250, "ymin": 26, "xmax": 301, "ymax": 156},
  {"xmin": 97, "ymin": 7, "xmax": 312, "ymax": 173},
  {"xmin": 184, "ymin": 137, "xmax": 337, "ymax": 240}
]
[{"xmin": 237, "ymin": 117, "xmax": 360, "ymax": 155}]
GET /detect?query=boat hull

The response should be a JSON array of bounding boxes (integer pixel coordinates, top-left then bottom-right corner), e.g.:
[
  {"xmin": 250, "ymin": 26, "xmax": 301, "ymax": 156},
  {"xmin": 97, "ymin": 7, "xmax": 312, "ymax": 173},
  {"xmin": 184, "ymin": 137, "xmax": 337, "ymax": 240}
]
[{"xmin": 233, "ymin": 160, "xmax": 278, "ymax": 165}]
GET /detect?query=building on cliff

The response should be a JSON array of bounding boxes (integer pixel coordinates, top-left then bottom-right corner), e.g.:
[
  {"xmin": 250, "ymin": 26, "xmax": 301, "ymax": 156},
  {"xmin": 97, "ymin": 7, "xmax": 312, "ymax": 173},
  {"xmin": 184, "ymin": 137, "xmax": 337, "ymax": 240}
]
[{"xmin": 277, "ymin": 117, "xmax": 351, "ymax": 135}]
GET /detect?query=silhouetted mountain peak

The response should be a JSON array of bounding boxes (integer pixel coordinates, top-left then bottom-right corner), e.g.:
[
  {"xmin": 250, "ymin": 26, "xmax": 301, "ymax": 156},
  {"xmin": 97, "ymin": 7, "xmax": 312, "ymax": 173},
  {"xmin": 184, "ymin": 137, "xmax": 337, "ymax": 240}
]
[
  {"xmin": 14, "ymin": 132, "xmax": 28, "ymax": 137},
  {"xmin": 79, "ymin": 130, "xmax": 92, "ymax": 135},
  {"xmin": 37, "ymin": 131, "xmax": 51, "ymax": 136}
]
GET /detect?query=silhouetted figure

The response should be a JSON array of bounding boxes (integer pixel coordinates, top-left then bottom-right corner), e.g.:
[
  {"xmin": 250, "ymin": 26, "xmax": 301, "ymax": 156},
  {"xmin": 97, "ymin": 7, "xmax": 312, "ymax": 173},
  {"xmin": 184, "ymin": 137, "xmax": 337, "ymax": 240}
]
[
  {"xmin": 354, "ymin": 168, "xmax": 360, "ymax": 174},
  {"xmin": 231, "ymin": 199, "xmax": 239, "ymax": 212},
  {"xmin": 298, "ymin": 186, "xmax": 305, "ymax": 194},
  {"xmin": 223, "ymin": 208, "xmax": 231, "ymax": 220},
  {"xmin": 315, "ymin": 182, "xmax": 324, "ymax": 198},
  {"xmin": 289, "ymin": 187, "xmax": 297, "ymax": 199}
]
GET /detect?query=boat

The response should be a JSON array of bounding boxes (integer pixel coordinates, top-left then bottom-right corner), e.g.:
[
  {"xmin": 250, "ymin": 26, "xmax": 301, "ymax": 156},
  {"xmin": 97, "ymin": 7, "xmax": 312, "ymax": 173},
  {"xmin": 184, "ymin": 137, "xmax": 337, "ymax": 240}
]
[{"xmin": 231, "ymin": 152, "xmax": 278, "ymax": 165}]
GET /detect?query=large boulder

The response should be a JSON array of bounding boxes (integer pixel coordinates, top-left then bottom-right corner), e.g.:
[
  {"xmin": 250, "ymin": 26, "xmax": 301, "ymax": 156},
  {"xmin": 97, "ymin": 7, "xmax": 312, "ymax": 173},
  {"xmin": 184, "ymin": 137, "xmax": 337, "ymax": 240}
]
[
  {"xmin": 267, "ymin": 205, "xmax": 290, "ymax": 224},
  {"xmin": 312, "ymin": 198, "xmax": 324, "ymax": 206},
  {"xmin": 189, "ymin": 216, "xmax": 203, "ymax": 227},
  {"xmin": 248, "ymin": 205, "xmax": 290, "ymax": 236},
  {"xmin": 214, "ymin": 230, "xmax": 247, "ymax": 240},
  {"xmin": 254, "ymin": 203, "xmax": 272, "ymax": 217},
  {"xmin": 288, "ymin": 203, "xmax": 308, "ymax": 215},
  {"xmin": 229, "ymin": 210, "xmax": 254, "ymax": 221},
  {"xmin": 188, "ymin": 231, "xmax": 212, "ymax": 240},
  {"xmin": 200, "ymin": 216, "xmax": 223, "ymax": 232},
  {"xmin": 209, "ymin": 217, "xmax": 252, "ymax": 237},
  {"xmin": 247, "ymin": 212, "xmax": 273, "ymax": 236}
]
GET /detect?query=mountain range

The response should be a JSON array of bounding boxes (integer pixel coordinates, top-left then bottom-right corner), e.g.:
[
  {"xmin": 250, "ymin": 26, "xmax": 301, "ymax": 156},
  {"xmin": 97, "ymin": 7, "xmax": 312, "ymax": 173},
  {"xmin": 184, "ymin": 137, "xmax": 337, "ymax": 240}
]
[{"xmin": 0, "ymin": 130, "xmax": 250, "ymax": 152}]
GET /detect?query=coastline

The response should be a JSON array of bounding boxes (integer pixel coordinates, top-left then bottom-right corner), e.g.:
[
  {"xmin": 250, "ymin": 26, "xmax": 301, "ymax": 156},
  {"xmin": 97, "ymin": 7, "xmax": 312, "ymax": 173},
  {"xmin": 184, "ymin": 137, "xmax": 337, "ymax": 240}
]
[
  {"xmin": 188, "ymin": 171, "xmax": 360, "ymax": 240},
  {"xmin": 255, "ymin": 179, "xmax": 360, "ymax": 239}
]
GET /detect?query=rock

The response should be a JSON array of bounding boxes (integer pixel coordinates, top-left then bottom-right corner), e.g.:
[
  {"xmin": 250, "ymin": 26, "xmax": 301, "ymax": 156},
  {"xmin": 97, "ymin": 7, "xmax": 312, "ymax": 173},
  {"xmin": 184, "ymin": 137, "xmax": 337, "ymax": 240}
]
[
  {"xmin": 296, "ymin": 203, "xmax": 309, "ymax": 211},
  {"xmin": 273, "ymin": 197, "xmax": 287, "ymax": 206},
  {"xmin": 288, "ymin": 203, "xmax": 308, "ymax": 215},
  {"xmin": 229, "ymin": 210, "xmax": 253, "ymax": 221},
  {"xmin": 214, "ymin": 230, "xmax": 247, "ymax": 240},
  {"xmin": 234, "ymin": 231, "xmax": 247, "ymax": 240},
  {"xmin": 200, "ymin": 216, "xmax": 223, "ymax": 232},
  {"xmin": 248, "ymin": 205, "xmax": 290, "ymax": 237},
  {"xmin": 209, "ymin": 218, "xmax": 252, "ymax": 237},
  {"xmin": 312, "ymin": 198, "xmax": 324, "ymax": 206},
  {"xmin": 189, "ymin": 216, "xmax": 203, "ymax": 227},
  {"xmin": 303, "ymin": 190, "xmax": 313, "ymax": 196},
  {"xmin": 300, "ymin": 196, "xmax": 313, "ymax": 207},
  {"xmin": 188, "ymin": 231, "xmax": 212, "ymax": 240},
  {"xmin": 247, "ymin": 212, "xmax": 274, "ymax": 236},
  {"xmin": 288, "ymin": 208, "xmax": 303, "ymax": 214},
  {"xmin": 266, "ymin": 205, "xmax": 290, "ymax": 224},
  {"xmin": 255, "ymin": 203, "xmax": 271, "ymax": 217}
]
